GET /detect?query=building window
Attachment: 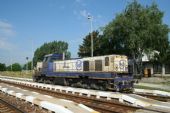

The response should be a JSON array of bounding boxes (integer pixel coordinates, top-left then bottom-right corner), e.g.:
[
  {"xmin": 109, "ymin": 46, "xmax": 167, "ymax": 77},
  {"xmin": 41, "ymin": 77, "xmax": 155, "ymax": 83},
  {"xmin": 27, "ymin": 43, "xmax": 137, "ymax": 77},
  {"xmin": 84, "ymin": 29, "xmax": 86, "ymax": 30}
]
[{"xmin": 105, "ymin": 57, "xmax": 109, "ymax": 66}]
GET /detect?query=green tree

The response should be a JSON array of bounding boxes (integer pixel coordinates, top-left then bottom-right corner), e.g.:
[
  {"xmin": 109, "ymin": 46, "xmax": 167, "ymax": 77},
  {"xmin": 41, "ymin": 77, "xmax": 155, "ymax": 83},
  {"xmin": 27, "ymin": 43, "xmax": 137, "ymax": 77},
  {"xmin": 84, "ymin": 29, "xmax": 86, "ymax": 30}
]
[
  {"xmin": 6, "ymin": 65, "xmax": 11, "ymax": 71},
  {"xmin": 154, "ymin": 44, "xmax": 170, "ymax": 75},
  {"xmin": 33, "ymin": 41, "xmax": 71, "ymax": 65},
  {"xmin": 7, "ymin": 63, "xmax": 22, "ymax": 71},
  {"xmin": 102, "ymin": 1, "xmax": 169, "ymax": 76},
  {"xmin": 12, "ymin": 63, "xmax": 22, "ymax": 71},
  {"xmin": 23, "ymin": 61, "xmax": 32, "ymax": 70},
  {"xmin": 0, "ymin": 63, "xmax": 6, "ymax": 71},
  {"xmin": 78, "ymin": 31, "xmax": 102, "ymax": 57}
]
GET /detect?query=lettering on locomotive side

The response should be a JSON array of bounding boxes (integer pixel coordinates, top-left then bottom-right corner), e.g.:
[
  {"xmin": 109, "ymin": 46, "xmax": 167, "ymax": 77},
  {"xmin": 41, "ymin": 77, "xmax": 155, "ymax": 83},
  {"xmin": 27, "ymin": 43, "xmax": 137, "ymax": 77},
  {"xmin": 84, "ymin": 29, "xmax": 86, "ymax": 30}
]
[
  {"xmin": 119, "ymin": 60, "xmax": 126, "ymax": 69},
  {"xmin": 76, "ymin": 60, "xmax": 82, "ymax": 70}
]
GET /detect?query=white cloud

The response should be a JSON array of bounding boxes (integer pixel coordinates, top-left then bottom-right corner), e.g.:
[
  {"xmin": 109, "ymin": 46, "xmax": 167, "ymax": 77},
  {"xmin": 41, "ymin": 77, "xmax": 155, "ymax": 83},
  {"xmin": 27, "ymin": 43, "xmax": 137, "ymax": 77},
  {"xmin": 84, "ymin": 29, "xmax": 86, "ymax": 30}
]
[
  {"xmin": 0, "ymin": 39, "xmax": 14, "ymax": 51},
  {"xmin": 0, "ymin": 21, "xmax": 15, "ymax": 37},
  {"xmin": 0, "ymin": 21, "xmax": 12, "ymax": 29},
  {"xmin": 0, "ymin": 20, "xmax": 16, "ymax": 51},
  {"xmin": 80, "ymin": 9, "xmax": 89, "ymax": 18}
]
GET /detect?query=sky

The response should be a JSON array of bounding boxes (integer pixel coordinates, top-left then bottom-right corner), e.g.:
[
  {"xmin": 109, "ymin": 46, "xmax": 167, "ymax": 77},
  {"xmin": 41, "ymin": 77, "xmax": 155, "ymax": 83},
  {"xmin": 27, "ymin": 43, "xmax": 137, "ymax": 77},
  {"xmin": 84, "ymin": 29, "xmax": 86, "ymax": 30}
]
[{"xmin": 0, "ymin": 0, "xmax": 169, "ymax": 66}]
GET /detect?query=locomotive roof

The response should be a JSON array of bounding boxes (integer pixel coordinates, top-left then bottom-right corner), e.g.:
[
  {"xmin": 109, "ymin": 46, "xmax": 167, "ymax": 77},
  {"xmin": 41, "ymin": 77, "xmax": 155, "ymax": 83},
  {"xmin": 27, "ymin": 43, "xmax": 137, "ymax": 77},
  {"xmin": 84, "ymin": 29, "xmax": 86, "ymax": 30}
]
[
  {"xmin": 82, "ymin": 54, "xmax": 127, "ymax": 59},
  {"xmin": 44, "ymin": 53, "xmax": 63, "ymax": 57}
]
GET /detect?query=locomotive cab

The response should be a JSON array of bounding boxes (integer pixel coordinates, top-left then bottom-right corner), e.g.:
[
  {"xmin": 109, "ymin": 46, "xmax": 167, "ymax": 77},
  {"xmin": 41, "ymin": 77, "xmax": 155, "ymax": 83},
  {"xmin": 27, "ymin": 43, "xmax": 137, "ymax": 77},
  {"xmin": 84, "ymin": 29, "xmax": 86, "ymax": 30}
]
[
  {"xmin": 42, "ymin": 54, "xmax": 63, "ymax": 73},
  {"xmin": 33, "ymin": 53, "xmax": 63, "ymax": 82}
]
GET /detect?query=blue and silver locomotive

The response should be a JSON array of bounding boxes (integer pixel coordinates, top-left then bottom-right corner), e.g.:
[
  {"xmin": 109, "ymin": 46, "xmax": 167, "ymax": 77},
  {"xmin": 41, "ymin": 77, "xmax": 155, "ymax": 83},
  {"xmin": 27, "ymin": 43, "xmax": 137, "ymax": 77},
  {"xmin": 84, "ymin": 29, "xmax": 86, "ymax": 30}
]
[{"xmin": 33, "ymin": 53, "xmax": 134, "ymax": 92}]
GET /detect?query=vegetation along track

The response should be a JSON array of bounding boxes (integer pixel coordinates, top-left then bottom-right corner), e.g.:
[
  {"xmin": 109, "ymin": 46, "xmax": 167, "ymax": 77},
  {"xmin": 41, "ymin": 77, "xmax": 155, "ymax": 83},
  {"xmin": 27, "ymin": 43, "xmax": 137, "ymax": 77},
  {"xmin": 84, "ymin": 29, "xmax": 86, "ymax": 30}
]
[{"xmin": 1, "ymin": 80, "xmax": 161, "ymax": 113}]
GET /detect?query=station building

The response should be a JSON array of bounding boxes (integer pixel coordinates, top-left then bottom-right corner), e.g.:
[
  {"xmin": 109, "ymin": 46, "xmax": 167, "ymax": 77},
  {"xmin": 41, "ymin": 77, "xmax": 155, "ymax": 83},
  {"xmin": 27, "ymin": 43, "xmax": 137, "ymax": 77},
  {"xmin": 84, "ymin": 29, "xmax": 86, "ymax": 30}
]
[{"xmin": 129, "ymin": 51, "xmax": 170, "ymax": 77}]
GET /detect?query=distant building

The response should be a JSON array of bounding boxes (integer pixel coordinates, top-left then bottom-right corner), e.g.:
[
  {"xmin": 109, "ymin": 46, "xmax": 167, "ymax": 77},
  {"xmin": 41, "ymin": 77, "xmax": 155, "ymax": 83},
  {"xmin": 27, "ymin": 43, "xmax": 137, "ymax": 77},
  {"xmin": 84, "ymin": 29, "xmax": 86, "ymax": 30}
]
[{"xmin": 129, "ymin": 51, "xmax": 170, "ymax": 77}]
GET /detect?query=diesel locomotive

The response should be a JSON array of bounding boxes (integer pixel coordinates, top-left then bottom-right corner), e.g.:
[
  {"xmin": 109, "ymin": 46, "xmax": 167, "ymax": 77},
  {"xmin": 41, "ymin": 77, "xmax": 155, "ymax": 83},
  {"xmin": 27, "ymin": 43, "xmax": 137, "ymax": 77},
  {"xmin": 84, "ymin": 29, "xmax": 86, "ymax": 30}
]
[{"xmin": 33, "ymin": 53, "xmax": 134, "ymax": 92}]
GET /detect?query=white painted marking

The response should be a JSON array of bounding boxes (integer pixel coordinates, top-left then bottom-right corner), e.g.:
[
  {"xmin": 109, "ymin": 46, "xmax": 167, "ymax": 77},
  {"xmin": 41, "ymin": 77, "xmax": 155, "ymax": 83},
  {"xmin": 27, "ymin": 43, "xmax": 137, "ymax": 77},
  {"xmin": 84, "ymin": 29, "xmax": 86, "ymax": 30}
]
[
  {"xmin": 16, "ymin": 93, "xmax": 23, "ymax": 98},
  {"xmin": 32, "ymin": 91, "xmax": 39, "ymax": 94},
  {"xmin": 8, "ymin": 90, "xmax": 14, "ymax": 95},
  {"xmin": 26, "ymin": 96, "xmax": 35, "ymax": 103},
  {"xmin": 79, "ymin": 104, "xmax": 94, "ymax": 112},
  {"xmin": 44, "ymin": 95, "xmax": 53, "ymax": 98},
  {"xmin": 59, "ymin": 99, "xmax": 73, "ymax": 103},
  {"xmin": 2, "ymin": 88, "xmax": 7, "ymax": 92},
  {"xmin": 40, "ymin": 101, "xmax": 73, "ymax": 113}
]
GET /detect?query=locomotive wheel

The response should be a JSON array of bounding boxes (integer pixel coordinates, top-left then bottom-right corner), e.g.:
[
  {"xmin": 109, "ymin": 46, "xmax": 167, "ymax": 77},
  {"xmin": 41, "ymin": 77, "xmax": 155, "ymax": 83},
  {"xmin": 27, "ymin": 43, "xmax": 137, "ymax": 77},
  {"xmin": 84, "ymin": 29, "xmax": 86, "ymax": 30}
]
[
  {"xmin": 44, "ymin": 80, "xmax": 52, "ymax": 84},
  {"xmin": 82, "ymin": 84, "xmax": 87, "ymax": 88},
  {"xmin": 99, "ymin": 86, "xmax": 104, "ymax": 90},
  {"xmin": 86, "ymin": 84, "xmax": 91, "ymax": 89},
  {"xmin": 116, "ymin": 87, "xmax": 120, "ymax": 92},
  {"xmin": 38, "ymin": 78, "xmax": 44, "ymax": 83},
  {"xmin": 90, "ymin": 83, "xmax": 99, "ymax": 90}
]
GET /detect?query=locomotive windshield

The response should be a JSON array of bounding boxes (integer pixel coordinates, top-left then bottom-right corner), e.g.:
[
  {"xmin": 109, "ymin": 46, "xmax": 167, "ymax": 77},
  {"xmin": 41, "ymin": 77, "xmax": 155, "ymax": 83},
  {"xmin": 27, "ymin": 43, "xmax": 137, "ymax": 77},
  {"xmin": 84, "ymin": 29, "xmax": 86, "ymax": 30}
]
[
  {"xmin": 43, "ymin": 56, "xmax": 60, "ymax": 62},
  {"xmin": 43, "ymin": 54, "xmax": 63, "ymax": 63},
  {"xmin": 43, "ymin": 57, "xmax": 48, "ymax": 62},
  {"xmin": 50, "ymin": 57, "xmax": 58, "ymax": 62}
]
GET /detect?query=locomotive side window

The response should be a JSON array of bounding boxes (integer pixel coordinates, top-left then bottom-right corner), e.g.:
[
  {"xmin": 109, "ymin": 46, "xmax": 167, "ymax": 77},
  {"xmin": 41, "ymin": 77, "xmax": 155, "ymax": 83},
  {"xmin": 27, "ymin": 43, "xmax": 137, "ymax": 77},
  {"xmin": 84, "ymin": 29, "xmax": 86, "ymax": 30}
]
[
  {"xmin": 105, "ymin": 57, "xmax": 109, "ymax": 66},
  {"xmin": 83, "ymin": 61, "xmax": 89, "ymax": 71},
  {"xmin": 95, "ymin": 60, "xmax": 102, "ymax": 71}
]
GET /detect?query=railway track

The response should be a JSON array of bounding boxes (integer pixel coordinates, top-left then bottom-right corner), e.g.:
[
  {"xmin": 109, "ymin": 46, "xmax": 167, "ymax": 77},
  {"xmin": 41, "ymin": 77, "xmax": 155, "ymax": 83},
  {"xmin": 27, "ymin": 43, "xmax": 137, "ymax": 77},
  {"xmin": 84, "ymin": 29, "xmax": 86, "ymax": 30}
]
[
  {"xmin": 1, "ymin": 80, "xmax": 138, "ymax": 113},
  {"xmin": 0, "ymin": 98, "xmax": 24, "ymax": 113},
  {"xmin": 0, "ymin": 76, "xmax": 170, "ymax": 113},
  {"xmin": 0, "ymin": 91, "xmax": 52, "ymax": 113},
  {"xmin": 1, "ymin": 75, "xmax": 170, "ymax": 102},
  {"xmin": 0, "ymin": 99, "xmax": 24, "ymax": 113},
  {"xmin": 2, "ymin": 80, "xmax": 166, "ymax": 113}
]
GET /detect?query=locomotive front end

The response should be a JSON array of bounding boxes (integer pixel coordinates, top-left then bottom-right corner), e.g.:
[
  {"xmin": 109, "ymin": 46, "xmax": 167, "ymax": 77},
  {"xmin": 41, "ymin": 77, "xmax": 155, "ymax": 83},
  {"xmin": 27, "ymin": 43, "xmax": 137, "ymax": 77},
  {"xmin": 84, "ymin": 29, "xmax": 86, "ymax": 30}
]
[{"xmin": 111, "ymin": 55, "xmax": 134, "ymax": 92}]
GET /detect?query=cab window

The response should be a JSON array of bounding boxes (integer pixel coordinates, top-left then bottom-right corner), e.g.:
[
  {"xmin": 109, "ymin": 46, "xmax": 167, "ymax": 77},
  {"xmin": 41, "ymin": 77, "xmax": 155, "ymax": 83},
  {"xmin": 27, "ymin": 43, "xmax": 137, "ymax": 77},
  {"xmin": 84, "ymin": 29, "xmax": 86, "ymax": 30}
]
[
  {"xmin": 43, "ymin": 57, "xmax": 48, "ymax": 62},
  {"xmin": 50, "ymin": 57, "xmax": 57, "ymax": 62},
  {"xmin": 105, "ymin": 57, "xmax": 109, "ymax": 66}
]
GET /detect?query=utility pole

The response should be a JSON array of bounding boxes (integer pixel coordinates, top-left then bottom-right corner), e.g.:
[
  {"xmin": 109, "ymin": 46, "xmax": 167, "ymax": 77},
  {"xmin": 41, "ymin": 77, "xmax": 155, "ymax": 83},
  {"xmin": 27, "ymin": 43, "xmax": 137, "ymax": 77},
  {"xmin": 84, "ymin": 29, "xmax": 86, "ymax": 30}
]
[
  {"xmin": 87, "ymin": 14, "xmax": 93, "ymax": 57},
  {"xmin": 31, "ymin": 39, "xmax": 34, "ymax": 72},
  {"xmin": 10, "ymin": 57, "xmax": 12, "ymax": 71},
  {"xmin": 26, "ymin": 57, "xmax": 29, "ymax": 73}
]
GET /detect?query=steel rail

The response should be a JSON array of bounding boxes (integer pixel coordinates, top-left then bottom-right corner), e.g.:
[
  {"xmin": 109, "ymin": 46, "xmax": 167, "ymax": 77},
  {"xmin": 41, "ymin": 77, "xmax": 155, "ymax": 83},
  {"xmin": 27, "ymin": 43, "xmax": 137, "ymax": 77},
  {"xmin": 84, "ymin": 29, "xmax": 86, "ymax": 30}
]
[{"xmin": 0, "ymin": 97, "xmax": 25, "ymax": 113}]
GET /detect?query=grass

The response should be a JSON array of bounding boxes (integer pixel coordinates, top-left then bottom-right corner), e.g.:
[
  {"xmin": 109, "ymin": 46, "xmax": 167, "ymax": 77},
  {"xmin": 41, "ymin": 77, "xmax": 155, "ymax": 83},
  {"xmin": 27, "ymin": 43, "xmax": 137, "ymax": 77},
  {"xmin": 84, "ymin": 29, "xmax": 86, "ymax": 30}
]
[
  {"xmin": 0, "ymin": 71, "xmax": 33, "ymax": 79},
  {"xmin": 134, "ymin": 85, "xmax": 170, "ymax": 92}
]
